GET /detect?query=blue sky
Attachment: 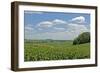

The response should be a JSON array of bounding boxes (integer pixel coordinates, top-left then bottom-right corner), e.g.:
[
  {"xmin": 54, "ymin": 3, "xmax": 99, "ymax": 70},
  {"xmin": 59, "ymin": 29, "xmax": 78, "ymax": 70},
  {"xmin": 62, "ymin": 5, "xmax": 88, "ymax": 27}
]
[{"xmin": 24, "ymin": 11, "xmax": 90, "ymax": 40}]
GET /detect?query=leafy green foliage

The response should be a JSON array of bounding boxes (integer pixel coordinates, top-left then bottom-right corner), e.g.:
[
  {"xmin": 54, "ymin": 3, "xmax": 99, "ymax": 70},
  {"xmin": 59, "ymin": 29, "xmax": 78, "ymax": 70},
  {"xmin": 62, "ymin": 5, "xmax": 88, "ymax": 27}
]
[
  {"xmin": 73, "ymin": 32, "xmax": 90, "ymax": 45},
  {"xmin": 24, "ymin": 40, "xmax": 90, "ymax": 61}
]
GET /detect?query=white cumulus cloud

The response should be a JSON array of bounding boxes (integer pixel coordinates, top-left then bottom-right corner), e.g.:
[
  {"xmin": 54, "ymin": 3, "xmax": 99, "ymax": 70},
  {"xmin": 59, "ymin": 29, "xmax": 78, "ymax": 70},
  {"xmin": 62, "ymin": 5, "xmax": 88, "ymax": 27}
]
[
  {"xmin": 53, "ymin": 19, "xmax": 67, "ymax": 24},
  {"xmin": 37, "ymin": 19, "xmax": 67, "ymax": 28},
  {"xmin": 71, "ymin": 16, "xmax": 85, "ymax": 23},
  {"xmin": 37, "ymin": 21, "xmax": 53, "ymax": 28},
  {"xmin": 67, "ymin": 23, "xmax": 89, "ymax": 34},
  {"xmin": 25, "ymin": 24, "xmax": 34, "ymax": 31}
]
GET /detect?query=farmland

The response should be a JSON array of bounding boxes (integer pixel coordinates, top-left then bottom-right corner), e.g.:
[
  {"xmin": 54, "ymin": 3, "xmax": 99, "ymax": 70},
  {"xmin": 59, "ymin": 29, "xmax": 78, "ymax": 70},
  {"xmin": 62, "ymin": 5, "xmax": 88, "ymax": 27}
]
[{"xmin": 24, "ymin": 40, "xmax": 90, "ymax": 61}]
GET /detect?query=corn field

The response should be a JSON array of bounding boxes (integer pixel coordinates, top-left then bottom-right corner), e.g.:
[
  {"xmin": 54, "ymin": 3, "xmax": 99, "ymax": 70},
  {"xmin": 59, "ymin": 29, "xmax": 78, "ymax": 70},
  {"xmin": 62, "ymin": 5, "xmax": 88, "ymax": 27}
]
[{"xmin": 24, "ymin": 40, "xmax": 90, "ymax": 61}]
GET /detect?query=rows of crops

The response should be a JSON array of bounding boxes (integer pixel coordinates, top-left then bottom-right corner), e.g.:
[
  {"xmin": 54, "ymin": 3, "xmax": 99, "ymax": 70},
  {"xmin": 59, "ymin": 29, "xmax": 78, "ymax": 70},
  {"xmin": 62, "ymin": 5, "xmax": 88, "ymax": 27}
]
[{"xmin": 24, "ymin": 40, "xmax": 90, "ymax": 61}]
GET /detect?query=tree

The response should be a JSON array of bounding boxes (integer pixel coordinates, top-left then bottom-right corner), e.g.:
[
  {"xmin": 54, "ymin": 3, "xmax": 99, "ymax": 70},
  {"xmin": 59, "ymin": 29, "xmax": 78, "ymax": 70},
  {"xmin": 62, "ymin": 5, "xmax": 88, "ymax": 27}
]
[{"xmin": 73, "ymin": 32, "xmax": 90, "ymax": 45}]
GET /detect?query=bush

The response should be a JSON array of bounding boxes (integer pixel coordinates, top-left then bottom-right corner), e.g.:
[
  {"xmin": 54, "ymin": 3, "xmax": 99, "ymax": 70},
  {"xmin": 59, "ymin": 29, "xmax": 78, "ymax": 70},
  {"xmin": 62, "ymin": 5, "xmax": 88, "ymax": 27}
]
[{"xmin": 73, "ymin": 32, "xmax": 90, "ymax": 45}]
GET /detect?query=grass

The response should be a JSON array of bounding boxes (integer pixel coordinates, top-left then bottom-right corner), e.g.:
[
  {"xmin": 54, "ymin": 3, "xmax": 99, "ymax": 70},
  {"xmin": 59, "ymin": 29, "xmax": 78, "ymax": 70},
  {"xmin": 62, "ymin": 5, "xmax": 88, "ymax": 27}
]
[{"xmin": 24, "ymin": 40, "xmax": 90, "ymax": 61}]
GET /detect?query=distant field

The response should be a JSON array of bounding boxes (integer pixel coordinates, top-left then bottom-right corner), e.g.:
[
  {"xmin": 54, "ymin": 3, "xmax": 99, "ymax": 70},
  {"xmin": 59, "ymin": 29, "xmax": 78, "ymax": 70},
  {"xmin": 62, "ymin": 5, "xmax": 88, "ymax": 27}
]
[{"xmin": 24, "ymin": 40, "xmax": 90, "ymax": 61}]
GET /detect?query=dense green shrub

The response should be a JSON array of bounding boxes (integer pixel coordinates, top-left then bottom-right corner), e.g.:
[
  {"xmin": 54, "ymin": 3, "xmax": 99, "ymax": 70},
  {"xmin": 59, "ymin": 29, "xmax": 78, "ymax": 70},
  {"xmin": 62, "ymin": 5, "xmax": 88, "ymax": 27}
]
[{"xmin": 73, "ymin": 32, "xmax": 90, "ymax": 45}]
